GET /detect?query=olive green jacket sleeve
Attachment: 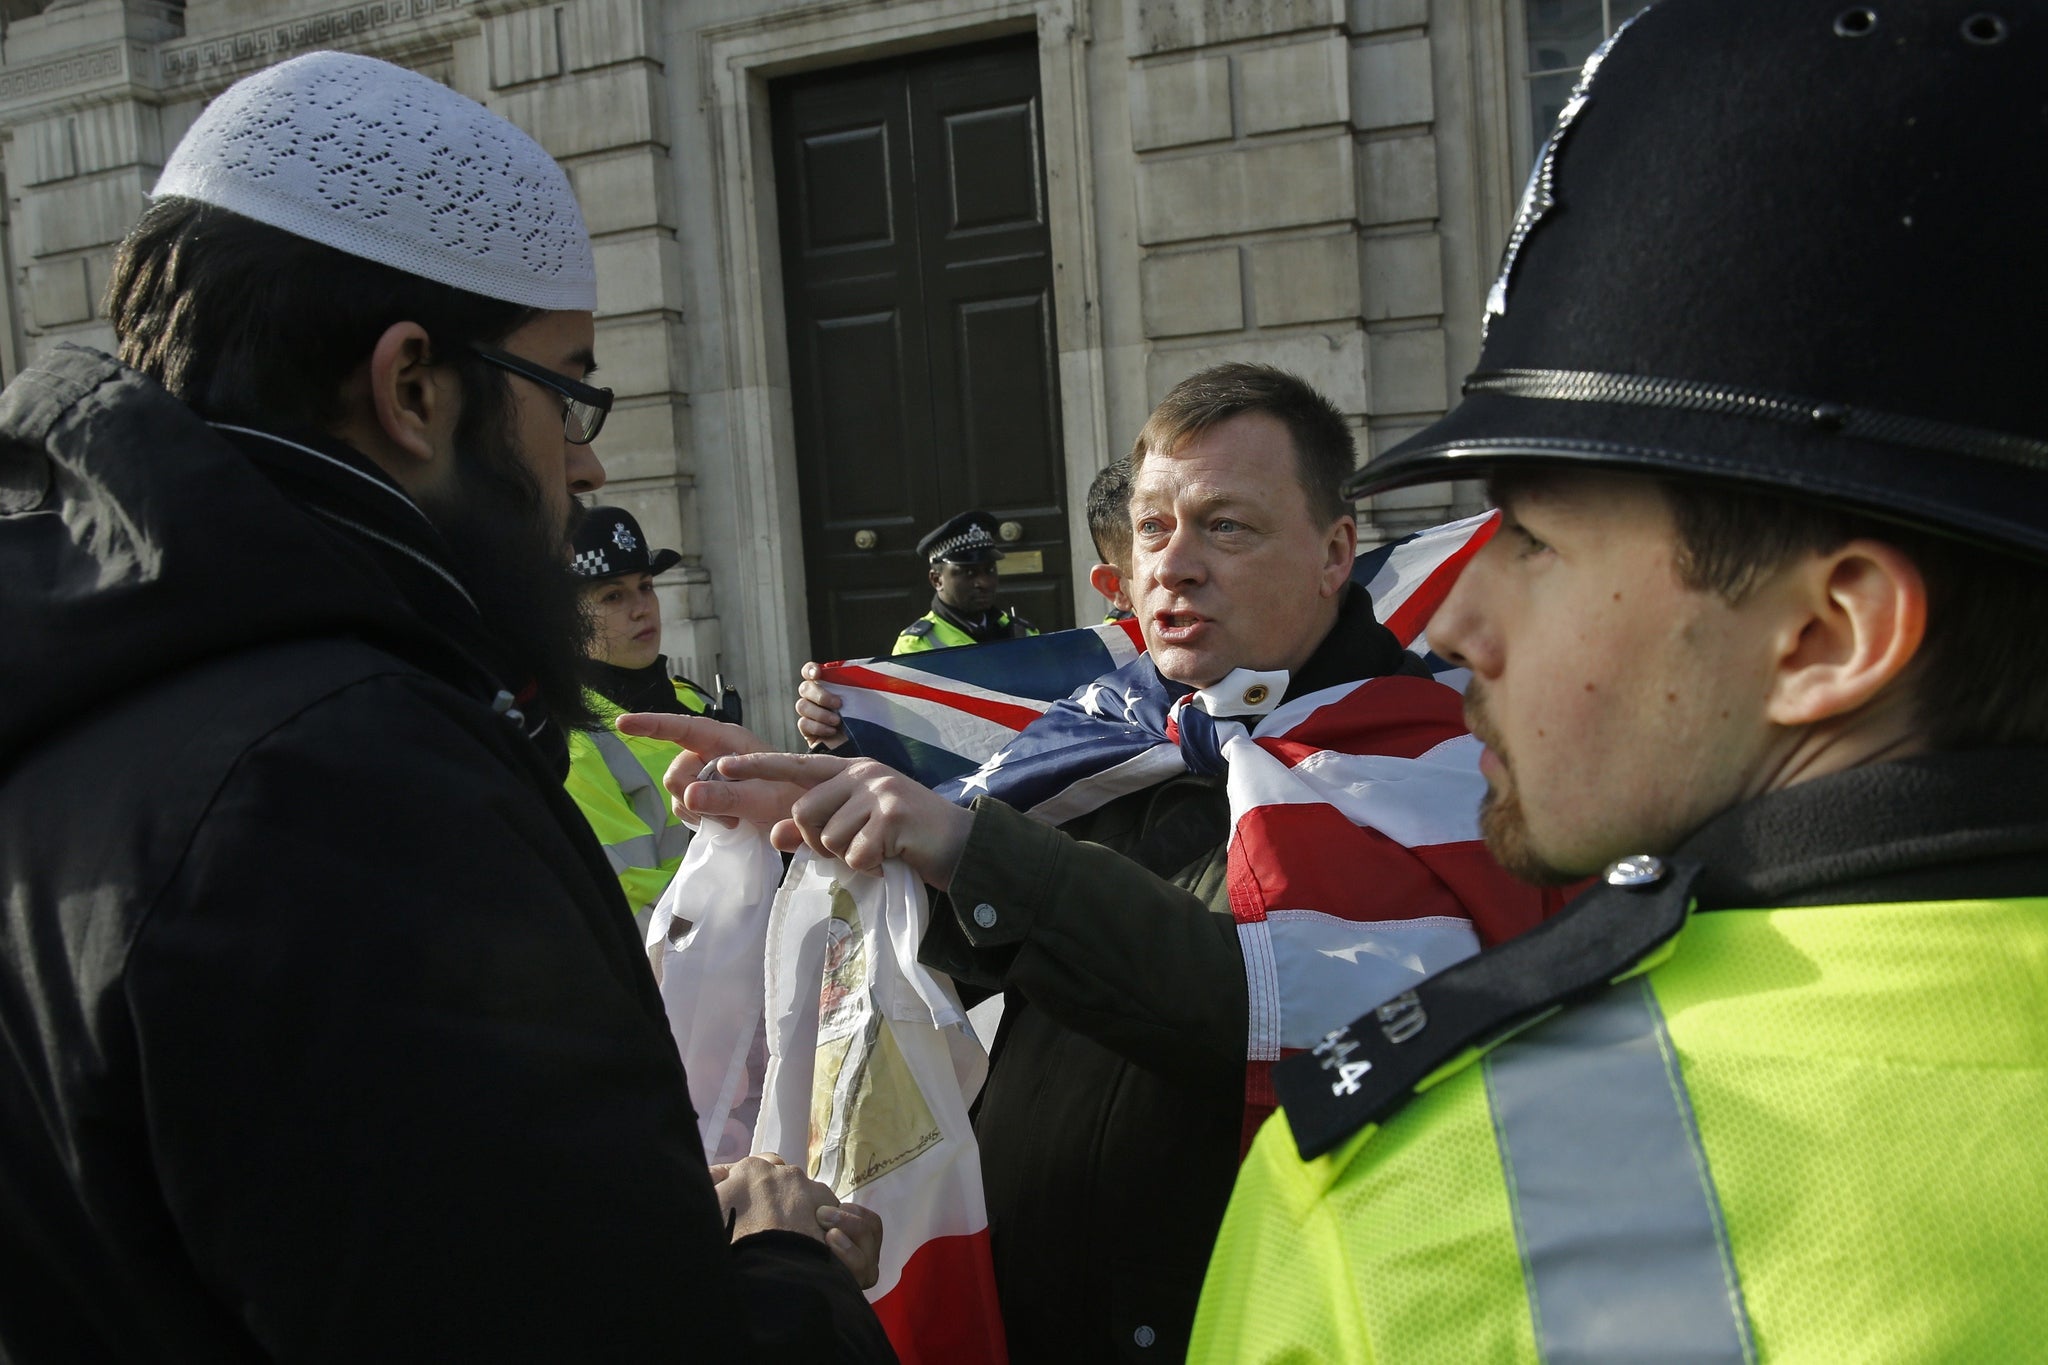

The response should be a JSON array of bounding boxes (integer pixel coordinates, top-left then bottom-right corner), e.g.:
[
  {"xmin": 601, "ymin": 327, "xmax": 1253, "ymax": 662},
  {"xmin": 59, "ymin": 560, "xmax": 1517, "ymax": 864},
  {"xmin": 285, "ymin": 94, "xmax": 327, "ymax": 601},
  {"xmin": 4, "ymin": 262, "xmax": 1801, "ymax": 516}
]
[{"xmin": 922, "ymin": 795, "xmax": 1247, "ymax": 1086}]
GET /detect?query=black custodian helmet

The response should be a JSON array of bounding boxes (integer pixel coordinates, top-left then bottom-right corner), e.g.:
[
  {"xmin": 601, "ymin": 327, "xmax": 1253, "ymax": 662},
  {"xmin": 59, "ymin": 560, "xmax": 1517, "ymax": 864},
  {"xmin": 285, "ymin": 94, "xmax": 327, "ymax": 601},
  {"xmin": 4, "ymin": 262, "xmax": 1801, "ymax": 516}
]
[{"xmin": 1346, "ymin": 0, "xmax": 2048, "ymax": 559}]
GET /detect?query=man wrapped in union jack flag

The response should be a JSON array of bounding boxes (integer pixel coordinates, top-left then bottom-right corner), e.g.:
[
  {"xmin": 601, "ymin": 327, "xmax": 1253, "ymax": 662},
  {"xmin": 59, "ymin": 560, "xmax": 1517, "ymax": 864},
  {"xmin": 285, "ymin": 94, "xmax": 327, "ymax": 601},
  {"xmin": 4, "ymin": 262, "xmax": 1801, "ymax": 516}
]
[{"xmin": 623, "ymin": 363, "xmax": 1550, "ymax": 1362}]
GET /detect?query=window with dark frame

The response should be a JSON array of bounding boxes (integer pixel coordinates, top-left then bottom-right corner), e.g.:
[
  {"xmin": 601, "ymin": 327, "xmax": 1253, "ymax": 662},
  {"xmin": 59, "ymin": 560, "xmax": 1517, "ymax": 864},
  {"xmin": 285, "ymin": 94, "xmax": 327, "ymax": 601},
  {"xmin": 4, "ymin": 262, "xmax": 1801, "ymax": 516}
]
[{"xmin": 1517, "ymin": 0, "xmax": 1628, "ymax": 172}]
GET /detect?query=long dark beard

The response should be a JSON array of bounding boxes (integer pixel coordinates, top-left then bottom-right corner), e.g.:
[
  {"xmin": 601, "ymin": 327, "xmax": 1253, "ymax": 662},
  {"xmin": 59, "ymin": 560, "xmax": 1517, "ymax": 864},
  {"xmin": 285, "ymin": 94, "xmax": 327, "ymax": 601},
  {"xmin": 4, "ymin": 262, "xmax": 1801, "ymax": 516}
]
[{"xmin": 421, "ymin": 372, "xmax": 600, "ymax": 732}]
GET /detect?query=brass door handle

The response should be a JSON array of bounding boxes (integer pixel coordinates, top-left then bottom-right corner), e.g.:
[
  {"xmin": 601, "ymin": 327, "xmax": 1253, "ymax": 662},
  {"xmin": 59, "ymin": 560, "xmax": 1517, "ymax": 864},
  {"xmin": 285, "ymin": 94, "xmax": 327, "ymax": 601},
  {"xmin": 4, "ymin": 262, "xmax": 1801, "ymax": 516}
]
[
  {"xmin": 998, "ymin": 520, "xmax": 1024, "ymax": 543},
  {"xmin": 853, "ymin": 529, "xmax": 878, "ymax": 550}
]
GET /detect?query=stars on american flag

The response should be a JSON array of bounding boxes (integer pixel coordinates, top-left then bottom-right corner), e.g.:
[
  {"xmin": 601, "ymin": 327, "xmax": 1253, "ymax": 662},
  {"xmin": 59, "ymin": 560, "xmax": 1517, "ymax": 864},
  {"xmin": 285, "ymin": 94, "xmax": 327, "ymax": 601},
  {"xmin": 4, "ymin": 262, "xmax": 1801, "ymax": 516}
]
[{"xmin": 956, "ymin": 758, "xmax": 1001, "ymax": 798}]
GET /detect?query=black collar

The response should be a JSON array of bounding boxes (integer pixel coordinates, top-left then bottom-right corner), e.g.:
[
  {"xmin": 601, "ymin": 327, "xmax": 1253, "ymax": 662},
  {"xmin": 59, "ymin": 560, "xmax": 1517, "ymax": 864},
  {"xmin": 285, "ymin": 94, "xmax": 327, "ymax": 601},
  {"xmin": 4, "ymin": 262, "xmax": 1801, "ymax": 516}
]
[
  {"xmin": 1284, "ymin": 583, "xmax": 1424, "ymax": 701},
  {"xmin": 216, "ymin": 423, "xmax": 554, "ymax": 747},
  {"xmin": 1680, "ymin": 748, "xmax": 2048, "ymax": 907},
  {"xmin": 581, "ymin": 656, "xmax": 687, "ymax": 717},
  {"xmin": 1272, "ymin": 749, "xmax": 2048, "ymax": 1162},
  {"xmin": 214, "ymin": 423, "xmax": 477, "ymax": 618},
  {"xmin": 929, "ymin": 594, "xmax": 1010, "ymax": 644},
  {"xmin": 1145, "ymin": 582, "xmax": 1422, "ymax": 716},
  {"xmin": 1273, "ymin": 742, "xmax": 2048, "ymax": 1163}
]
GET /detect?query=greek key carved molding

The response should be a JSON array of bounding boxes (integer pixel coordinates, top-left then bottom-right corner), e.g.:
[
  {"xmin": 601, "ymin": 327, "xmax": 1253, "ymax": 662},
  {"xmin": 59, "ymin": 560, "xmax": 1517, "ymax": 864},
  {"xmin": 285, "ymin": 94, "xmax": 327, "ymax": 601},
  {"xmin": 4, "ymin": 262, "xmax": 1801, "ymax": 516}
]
[
  {"xmin": 157, "ymin": 0, "xmax": 474, "ymax": 88},
  {"xmin": 0, "ymin": 45, "xmax": 124, "ymax": 103}
]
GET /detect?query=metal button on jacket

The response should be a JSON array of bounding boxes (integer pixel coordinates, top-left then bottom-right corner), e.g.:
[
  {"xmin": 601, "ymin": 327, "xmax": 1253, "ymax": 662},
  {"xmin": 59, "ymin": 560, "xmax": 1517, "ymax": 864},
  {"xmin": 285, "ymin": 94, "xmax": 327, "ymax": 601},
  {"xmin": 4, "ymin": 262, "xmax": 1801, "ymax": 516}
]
[
  {"xmin": 1604, "ymin": 854, "xmax": 1667, "ymax": 887},
  {"xmin": 973, "ymin": 902, "xmax": 998, "ymax": 929}
]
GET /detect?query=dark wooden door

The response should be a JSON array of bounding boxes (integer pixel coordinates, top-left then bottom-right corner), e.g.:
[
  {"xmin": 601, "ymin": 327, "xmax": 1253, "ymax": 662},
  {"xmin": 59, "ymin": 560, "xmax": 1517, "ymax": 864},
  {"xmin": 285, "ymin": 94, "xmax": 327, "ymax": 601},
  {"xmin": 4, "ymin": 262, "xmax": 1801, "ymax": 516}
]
[{"xmin": 773, "ymin": 37, "xmax": 1069, "ymax": 663}]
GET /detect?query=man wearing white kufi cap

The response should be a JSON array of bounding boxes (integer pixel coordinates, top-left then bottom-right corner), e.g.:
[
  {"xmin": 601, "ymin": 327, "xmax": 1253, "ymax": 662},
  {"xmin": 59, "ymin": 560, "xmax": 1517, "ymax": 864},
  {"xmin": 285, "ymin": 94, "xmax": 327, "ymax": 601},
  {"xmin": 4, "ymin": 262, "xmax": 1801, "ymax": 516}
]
[{"xmin": 0, "ymin": 52, "xmax": 892, "ymax": 1361}]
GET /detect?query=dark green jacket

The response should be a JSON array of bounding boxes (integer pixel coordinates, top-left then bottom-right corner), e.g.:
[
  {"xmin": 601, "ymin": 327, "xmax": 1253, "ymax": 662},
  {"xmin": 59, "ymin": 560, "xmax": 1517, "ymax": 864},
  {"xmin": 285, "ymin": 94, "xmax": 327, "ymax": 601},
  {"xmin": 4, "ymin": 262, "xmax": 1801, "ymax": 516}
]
[{"xmin": 921, "ymin": 589, "xmax": 1416, "ymax": 1364}]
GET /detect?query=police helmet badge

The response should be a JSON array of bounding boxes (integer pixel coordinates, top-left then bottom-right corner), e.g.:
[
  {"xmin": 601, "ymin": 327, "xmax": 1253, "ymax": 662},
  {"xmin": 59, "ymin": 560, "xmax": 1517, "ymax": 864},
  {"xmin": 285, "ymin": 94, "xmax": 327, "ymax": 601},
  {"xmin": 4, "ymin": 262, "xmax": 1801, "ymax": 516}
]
[
  {"xmin": 570, "ymin": 506, "xmax": 682, "ymax": 581},
  {"xmin": 1485, "ymin": 10, "xmax": 1645, "ymax": 341},
  {"xmin": 1348, "ymin": 0, "xmax": 2048, "ymax": 565}
]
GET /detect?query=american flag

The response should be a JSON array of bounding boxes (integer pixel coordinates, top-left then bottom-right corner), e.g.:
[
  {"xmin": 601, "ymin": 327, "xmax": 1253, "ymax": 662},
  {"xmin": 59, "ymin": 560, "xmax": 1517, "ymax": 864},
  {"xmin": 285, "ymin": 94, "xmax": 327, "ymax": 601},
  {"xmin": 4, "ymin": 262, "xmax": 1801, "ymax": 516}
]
[{"xmin": 814, "ymin": 510, "xmax": 1546, "ymax": 1144}]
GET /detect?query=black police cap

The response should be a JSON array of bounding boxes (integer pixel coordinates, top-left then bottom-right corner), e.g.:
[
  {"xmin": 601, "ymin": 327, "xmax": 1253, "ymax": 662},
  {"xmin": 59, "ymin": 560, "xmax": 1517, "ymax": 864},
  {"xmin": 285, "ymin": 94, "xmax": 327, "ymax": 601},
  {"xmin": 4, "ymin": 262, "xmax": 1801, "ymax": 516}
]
[
  {"xmin": 570, "ymin": 506, "xmax": 682, "ymax": 581},
  {"xmin": 918, "ymin": 510, "xmax": 1006, "ymax": 566},
  {"xmin": 1347, "ymin": 0, "xmax": 2048, "ymax": 560}
]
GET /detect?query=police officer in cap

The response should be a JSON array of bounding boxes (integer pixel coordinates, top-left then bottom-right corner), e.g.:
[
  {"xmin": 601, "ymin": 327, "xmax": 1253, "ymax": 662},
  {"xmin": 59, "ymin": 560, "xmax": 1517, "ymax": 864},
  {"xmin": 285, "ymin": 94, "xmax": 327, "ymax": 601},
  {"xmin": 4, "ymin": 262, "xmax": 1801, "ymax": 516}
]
[
  {"xmin": 892, "ymin": 509, "xmax": 1040, "ymax": 655},
  {"xmin": 1193, "ymin": 0, "xmax": 2048, "ymax": 1356},
  {"xmin": 565, "ymin": 505, "xmax": 738, "ymax": 921}
]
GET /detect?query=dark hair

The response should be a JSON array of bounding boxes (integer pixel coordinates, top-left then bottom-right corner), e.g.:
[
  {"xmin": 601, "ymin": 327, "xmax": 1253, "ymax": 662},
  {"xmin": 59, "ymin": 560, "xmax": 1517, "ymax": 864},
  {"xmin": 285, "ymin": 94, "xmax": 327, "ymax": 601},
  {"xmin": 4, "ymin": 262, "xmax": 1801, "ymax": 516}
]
[
  {"xmin": 1085, "ymin": 458, "xmax": 1133, "ymax": 567},
  {"xmin": 1490, "ymin": 464, "xmax": 2048, "ymax": 749},
  {"xmin": 1130, "ymin": 363, "xmax": 1354, "ymax": 524},
  {"xmin": 107, "ymin": 196, "xmax": 540, "ymax": 431},
  {"xmin": 1653, "ymin": 481, "xmax": 2048, "ymax": 750}
]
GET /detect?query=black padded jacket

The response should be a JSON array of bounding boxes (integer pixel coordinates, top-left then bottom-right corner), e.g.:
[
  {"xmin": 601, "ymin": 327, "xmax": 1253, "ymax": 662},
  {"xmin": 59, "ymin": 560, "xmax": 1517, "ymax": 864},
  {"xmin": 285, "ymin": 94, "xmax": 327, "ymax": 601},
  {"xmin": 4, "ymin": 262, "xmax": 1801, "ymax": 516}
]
[{"xmin": 0, "ymin": 347, "xmax": 893, "ymax": 1363}]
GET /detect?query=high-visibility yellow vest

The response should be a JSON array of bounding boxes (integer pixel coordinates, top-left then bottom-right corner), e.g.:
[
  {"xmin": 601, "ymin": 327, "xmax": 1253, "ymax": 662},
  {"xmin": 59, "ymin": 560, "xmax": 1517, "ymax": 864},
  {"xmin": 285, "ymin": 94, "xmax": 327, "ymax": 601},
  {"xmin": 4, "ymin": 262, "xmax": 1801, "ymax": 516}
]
[
  {"xmin": 563, "ymin": 681, "xmax": 708, "ymax": 920},
  {"xmin": 891, "ymin": 609, "xmax": 1037, "ymax": 655},
  {"xmin": 1192, "ymin": 895, "xmax": 2048, "ymax": 1362}
]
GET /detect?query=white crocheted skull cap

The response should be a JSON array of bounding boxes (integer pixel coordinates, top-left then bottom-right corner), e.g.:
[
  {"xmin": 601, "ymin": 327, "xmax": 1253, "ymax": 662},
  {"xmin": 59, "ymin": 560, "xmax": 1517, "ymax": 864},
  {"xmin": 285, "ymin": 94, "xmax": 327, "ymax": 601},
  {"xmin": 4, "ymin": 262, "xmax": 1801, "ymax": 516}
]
[{"xmin": 152, "ymin": 50, "xmax": 596, "ymax": 312}]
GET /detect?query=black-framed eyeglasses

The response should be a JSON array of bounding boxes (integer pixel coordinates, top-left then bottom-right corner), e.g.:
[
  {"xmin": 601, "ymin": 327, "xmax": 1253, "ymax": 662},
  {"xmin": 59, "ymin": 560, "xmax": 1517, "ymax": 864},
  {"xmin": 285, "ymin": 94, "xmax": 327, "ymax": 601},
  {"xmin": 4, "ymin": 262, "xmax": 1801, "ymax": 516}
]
[{"xmin": 470, "ymin": 344, "xmax": 613, "ymax": 445}]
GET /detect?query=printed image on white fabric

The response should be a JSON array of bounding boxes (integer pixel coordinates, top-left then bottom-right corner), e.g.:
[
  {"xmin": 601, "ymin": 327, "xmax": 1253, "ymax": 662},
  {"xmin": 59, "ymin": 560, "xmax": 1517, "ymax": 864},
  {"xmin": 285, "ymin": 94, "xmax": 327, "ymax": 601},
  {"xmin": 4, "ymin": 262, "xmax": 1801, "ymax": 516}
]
[{"xmin": 809, "ymin": 881, "xmax": 944, "ymax": 1195}]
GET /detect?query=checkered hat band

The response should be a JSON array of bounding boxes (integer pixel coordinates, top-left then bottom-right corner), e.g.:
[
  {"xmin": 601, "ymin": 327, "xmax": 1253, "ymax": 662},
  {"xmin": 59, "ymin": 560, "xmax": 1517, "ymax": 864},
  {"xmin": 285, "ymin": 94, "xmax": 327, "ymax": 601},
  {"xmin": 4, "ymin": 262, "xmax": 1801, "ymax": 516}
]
[{"xmin": 930, "ymin": 526, "xmax": 997, "ymax": 560}]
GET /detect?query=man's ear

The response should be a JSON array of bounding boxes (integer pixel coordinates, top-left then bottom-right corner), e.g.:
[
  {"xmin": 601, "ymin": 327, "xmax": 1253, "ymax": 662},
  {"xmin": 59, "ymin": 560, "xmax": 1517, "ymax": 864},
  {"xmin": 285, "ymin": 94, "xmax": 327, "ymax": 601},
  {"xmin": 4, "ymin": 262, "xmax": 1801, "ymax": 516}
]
[
  {"xmin": 1088, "ymin": 562, "xmax": 1130, "ymax": 612},
  {"xmin": 1763, "ymin": 539, "xmax": 1929, "ymax": 728},
  {"xmin": 1321, "ymin": 514, "xmax": 1359, "ymax": 595},
  {"xmin": 364, "ymin": 321, "xmax": 460, "ymax": 469},
  {"xmin": 927, "ymin": 564, "xmax": 943, "ymax": 591}
]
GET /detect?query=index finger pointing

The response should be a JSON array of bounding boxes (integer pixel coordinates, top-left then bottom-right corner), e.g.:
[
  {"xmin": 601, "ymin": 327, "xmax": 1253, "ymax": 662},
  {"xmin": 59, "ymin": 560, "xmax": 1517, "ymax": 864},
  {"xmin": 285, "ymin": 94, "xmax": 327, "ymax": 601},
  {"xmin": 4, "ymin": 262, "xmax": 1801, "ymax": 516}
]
[
  {"xmin": 616, "ymin": 712, "xmax": 766, "ymax": 754},
  {"xmin": 712, "ymin": 751, "xmax": 863, "ymax": 787}
]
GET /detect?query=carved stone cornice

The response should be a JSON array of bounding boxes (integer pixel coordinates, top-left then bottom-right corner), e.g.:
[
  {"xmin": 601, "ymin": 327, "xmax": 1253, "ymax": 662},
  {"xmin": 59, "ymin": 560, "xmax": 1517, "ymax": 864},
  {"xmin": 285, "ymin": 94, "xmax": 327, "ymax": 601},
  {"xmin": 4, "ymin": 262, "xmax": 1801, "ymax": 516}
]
[
  {"xmin": 156, "ymin": 0, "xmax": 478, "ymax": 92},
  {"xmin": 0, "ymin": 0, "xmax": 485, "ymax": 122},
  {"xmin": 0, "ymin": 41, "xmax": 124, "ymax": 101},
  {"xmin": 0, "ymin": 41, "xmax": 153, "ymax": 119}
]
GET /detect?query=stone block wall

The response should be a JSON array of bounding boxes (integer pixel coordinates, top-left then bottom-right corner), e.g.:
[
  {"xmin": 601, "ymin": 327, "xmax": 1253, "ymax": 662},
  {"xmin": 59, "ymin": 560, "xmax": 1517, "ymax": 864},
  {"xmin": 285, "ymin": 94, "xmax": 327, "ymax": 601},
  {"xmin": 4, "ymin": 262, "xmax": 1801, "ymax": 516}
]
[
  {"xmin": 1346, "ymin": 0, "xmax": 1478, "ymax": 533},
  {"xmin": 0, "ymin": 1, "xmax": 178, "ymax": 363},
  {"xmin": 0, "ymin": 0, "xmax": 1515, "ymax": 697},
  {"xmin": 463, "ymin": 0, "xmax": 719, "ymax": 682},
  {"xmin": 1127, "ymin": 0, "xmax": 1363, "ymax": 420},
  {"xmin": 0, "ymin": 0, "xmax": 719, "ymax": 682},
  {"xmin": 1123, "ymin": 0, "xmax": 1487, "ymax": 541}
]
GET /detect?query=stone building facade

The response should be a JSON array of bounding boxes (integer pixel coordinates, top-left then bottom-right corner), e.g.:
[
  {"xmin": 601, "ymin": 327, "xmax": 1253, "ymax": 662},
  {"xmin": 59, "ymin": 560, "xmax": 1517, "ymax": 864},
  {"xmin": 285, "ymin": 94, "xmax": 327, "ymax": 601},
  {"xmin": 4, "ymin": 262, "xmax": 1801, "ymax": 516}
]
[{"xmin": 0, "ymin": 0, "xmax": 1602, "ymax": 747}]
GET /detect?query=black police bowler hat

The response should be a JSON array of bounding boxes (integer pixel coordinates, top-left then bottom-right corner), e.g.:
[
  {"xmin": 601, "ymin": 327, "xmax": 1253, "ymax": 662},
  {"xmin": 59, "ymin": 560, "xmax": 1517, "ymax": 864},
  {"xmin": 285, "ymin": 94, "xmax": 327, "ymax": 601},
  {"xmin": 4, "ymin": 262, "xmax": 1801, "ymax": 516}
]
[
  {"xmin": 1347, "ymin": 0, "xmax": 2048, "ymax": 560},
  {"xmin": 918, "ymin": 510, "xmax": 1006, "ymax": 566},
  {"xmin": 569, "ymin": 506, "xmax": 682, "ymax": 581}
]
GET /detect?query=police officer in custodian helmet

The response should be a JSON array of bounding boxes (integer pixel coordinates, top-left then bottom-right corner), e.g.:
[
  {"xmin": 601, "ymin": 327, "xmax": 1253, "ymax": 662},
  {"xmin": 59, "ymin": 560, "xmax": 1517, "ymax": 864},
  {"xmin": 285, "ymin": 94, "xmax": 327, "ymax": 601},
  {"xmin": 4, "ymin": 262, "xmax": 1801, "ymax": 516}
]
[
  {"xmin": 891, "ymin": 509, "xmax": 1040, "ymax": 655},
  {"xmin": 1193, "ymin": 0, "xmax": 2048, "ymax": 1358},
  {"xmin": 564, "ymin": 506, "xmax": 737, "ymax": 921}
]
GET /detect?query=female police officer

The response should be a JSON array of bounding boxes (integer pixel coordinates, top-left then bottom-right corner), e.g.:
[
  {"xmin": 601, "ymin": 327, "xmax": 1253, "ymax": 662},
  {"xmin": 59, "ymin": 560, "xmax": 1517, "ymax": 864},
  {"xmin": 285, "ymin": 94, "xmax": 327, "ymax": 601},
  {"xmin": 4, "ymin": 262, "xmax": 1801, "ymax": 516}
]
[{"xmin": 566, "ymin": 506, "xmax": 734, "ymax": 921}]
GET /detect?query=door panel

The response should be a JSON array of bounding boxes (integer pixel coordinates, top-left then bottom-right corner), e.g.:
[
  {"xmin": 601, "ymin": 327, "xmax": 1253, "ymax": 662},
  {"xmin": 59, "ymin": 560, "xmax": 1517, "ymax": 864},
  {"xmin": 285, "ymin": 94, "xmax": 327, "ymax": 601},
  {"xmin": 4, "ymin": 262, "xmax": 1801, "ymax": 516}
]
[
  {"xmin": 798, "ymin": 125, "xmax": 896, "ymax": 251},
  {"xmin": 994, "ymin": 579, "xmax": 1071, "ymax": 634},
  {"xmin": 775, "ymin": 36, "xmax": 1070, "ymax": 665},
  {"xmin": 943, "ymin": 102, "xmax": 1042, "ymax": 234},
  {"xmin": 812, "ymin": 311, "xmax": 916, "ymax": 521},
  {"xmin": 956, "ymin": 295, "xmax": 1059, "ymax": 509}
]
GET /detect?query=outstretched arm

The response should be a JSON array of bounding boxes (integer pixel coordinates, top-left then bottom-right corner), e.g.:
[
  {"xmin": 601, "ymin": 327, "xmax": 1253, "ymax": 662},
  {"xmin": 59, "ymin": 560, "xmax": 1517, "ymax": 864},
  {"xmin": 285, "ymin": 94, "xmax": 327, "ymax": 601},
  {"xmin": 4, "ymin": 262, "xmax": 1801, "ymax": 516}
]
[{"xmin": 684, "ymin": 749, "xmax": 1246, "ymax": 1086}]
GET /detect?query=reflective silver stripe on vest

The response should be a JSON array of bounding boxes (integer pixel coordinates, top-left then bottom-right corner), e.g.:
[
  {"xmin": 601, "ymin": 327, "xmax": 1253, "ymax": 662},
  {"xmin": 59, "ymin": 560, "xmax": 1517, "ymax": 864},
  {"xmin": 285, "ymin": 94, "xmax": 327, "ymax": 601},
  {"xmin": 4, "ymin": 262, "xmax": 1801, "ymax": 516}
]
[
  {"xmin": 590, "ymin": 728, "xmax": 691, "ymax": 874},
  {"xmin": 591, "ymin": 729, "xmax": 670, "ymax": 843},
  {"xmin": 656, "ymin": 818, "xmax": 693, "ymax": 864},
  {"xmin": 602, "ymin": 832, "xmax": 660, "ymax": 875},
  {"xmin": 1483, "ymin": 977, "xmax": 1756, "ymax": 1364}
]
